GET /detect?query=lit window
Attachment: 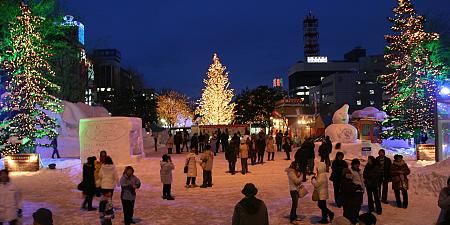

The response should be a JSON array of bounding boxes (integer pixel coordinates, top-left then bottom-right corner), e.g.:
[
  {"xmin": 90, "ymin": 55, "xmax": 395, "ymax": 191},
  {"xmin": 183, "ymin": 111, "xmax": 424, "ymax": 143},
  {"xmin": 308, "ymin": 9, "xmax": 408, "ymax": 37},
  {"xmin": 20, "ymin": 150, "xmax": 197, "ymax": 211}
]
[
  {"xmin": 296, "ymin": 92, "xmax": 305, "ymax": 95},
  {"xmin": 100, "ymin": 88, "xmax": 105, "ymax": 91},
  {"xmin": 369, "ymin": 90, "xmax": 375, "ymax": 94},
  {"xmin": 370, "ymin": 100, "xmax": 375, "ymax": 105},
  {"xmin": 356, "ymin": 81, "xmax": 361, "ymax": 85},
  {"xmin": 357, "ymin": 100, "xmax": 362, "ymax": 106},
  {"xmin": 305, "ymin": 91, "xmax": 310, "ymax": 95},
  {"xmin": 357, "ymin": 91, "xmax": 361, "ymax": 94},
  {"xmin": 107, "ymin": 88, "xmax": 111, "ymax": 91}
]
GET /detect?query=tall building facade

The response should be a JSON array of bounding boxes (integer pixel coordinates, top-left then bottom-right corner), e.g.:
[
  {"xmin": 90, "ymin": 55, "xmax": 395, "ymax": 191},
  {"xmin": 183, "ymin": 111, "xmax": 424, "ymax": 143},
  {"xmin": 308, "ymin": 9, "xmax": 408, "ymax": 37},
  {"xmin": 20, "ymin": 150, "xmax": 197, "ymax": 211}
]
[
  {"xmin": 92, "ymin": 49, "xmax": 129, "ymax": 114},
  {"xmin": 307, "ymin": 53, "xmax": 388, "ymax": 115},
  {"xmin": 59, "ymin": 15, "xmax": 95, "ymax": 104},
  {"xmin": 303, "ymin": 12, "xmax": 320, "ymax": 58}
]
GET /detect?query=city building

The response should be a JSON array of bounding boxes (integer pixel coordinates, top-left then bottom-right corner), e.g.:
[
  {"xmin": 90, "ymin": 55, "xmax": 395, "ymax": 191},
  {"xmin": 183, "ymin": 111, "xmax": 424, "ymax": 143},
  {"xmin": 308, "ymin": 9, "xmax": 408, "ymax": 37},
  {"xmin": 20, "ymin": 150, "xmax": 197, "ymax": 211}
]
[
  {"xmin": 92, "ymin": 49, "xmax": 130, "ymax": 114},
  {"xmin": 288, "ymin": 58, "xmax": 359, "ymax": 104},
  {"xmin": 303, "ymin": 12, "xmax": 320, "ymax": 58},
  {"xmin": 59, "ymin": 15, "xmax": 95, "ymax": 104},
  {"xmin": 307, "ymin": 54, "xmax": 388, "ymax": 115}
]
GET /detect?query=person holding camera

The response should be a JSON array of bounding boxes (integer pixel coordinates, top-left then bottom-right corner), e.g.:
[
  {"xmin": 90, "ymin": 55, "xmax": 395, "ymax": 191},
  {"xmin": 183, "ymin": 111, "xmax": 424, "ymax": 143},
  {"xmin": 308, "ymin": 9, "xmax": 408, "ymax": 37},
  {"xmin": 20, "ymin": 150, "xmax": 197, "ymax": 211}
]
[{"xmin": 160, "ymin": 154, "xmax": 175, "ymax": 200}]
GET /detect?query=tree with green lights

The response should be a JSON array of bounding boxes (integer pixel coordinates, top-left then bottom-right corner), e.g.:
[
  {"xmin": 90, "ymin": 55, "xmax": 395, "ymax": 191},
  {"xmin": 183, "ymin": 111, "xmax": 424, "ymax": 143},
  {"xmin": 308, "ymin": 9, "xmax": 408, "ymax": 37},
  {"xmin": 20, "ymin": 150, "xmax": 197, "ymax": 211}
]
[
  {"xmin": 379, "ymin": 0, "xmax": 447, "ymax": 140},
  {"xmin": 0, "ymin": 3, "xmax": 62, "ymax": 155}
]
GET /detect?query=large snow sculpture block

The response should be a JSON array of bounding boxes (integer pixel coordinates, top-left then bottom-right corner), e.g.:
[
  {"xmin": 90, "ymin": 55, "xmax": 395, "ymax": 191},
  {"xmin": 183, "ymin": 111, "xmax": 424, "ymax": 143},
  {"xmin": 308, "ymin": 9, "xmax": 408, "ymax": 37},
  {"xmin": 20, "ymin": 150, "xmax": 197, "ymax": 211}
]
[
  {"xmin": 325, "ymin": 104, "xmax": 358, "ymax": 143},
  {"xmin": 325, "ymin": 124, "xmax": 358, "ymax": 143},
  {"xmin": 79, "ymin": 117, "xmax": 144, "ymax": 165}
]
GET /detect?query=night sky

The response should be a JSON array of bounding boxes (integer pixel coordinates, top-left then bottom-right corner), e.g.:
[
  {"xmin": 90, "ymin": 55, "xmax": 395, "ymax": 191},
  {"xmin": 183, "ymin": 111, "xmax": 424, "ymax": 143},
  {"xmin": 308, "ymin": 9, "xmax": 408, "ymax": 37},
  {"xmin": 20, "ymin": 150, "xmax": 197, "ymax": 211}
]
[{"xmin": 64, "ymin": 0, "xmax": 449, "ymax": 98}]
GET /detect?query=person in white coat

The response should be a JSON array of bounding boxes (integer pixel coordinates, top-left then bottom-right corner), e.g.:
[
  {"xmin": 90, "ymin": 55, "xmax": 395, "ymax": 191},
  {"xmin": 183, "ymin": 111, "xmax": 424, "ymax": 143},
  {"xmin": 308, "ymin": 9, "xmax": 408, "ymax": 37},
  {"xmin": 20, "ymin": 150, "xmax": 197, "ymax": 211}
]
[
  {"xmin": 160, "ymin": 155, "xmax": 175, "ymax": 200},
  {"xmin": 185, "ymin": 149, "xmax": 199, "ymax": 187},
  {"xmin": 99, "ymin": 156, "xmax": 118, "ymax": 197},
  {"xmin": 0, "ymin": 169, "xmax": 22, "ymax": 225},
  {"xmin": 286, "ymin": 162, "xmax": 302, "ymax": 224},
  {"xmin": 311, "ymin": 162, "xmax": 334, "ymax": 224}
]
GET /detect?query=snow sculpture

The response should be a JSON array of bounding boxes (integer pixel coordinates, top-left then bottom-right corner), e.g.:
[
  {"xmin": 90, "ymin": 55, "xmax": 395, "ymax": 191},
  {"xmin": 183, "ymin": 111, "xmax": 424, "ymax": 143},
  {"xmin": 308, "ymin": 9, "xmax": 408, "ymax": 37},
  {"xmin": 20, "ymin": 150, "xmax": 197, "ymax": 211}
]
[
  {"xmin": 79, "ymin": 117, "xmax": 144, "ymax": 165},
  {"xmin": 36, "ymin": 101, "xmax": 110, "ymax": 158},
  {"xmin": 351, "ymin": 107, "xmax": 387, "ymax": 121},
  {"xmin": 325, "ymin": 104, "xmax": 358, "ymax": 143}
]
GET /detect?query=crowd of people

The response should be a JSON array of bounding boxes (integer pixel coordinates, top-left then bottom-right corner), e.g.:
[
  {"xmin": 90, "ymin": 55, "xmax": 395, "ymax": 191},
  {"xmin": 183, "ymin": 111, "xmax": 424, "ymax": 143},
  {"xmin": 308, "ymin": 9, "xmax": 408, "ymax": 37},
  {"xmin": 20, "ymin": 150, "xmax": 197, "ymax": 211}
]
[
  {"xmin": 79, "ymin": 151, "xmax": 141, "ymax": 225},
  {"xmin": 285, "ymin": 137, "xmax": 418, "ymax": 225},
  {"xmin": 0, "ymin": 129, "xmax": 449, "ymax": 225}
]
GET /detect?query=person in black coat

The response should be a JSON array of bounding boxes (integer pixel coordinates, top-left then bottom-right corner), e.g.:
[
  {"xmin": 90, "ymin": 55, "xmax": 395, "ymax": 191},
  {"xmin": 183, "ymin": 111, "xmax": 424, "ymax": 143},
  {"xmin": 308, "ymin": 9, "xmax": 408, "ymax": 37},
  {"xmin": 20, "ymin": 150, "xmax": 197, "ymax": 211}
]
[
  {"xmin": 82, "ymin": 156, "xmax": 97, "ymax": 211},
  {"xmin": 376, "ymin": 149, "xmax": 392, "ymax": 204},
  {"xmin": 318, "ymin": 140, "xmax": 331, "ymax": 172},
  {"xmin": 190, "ymin": 133, "xmax": 199, "ymax": 153},
  {"xmin": 174, "ymin": 132, "xmax": 182, "ymax": 154},
  {"xmin": 221, "ymin": 129, "xmax": 230, "ymax": 153},
  {"xmin": 340, "ymin": 168, "xmax": 364, "ymax": 224},
  {"xmin": 330, "ymin": 152, "xmax": 348, "ymax": 208},
  {"xmin": 275, "ymin": 130, "xmax": 283, "ymax": 152},
  {"xmin": 294, "ymin": 145, "xmax": 308, "ymax": 182},
  {"xmin": 256, "ymin": 133, "xmax": 266, "ymax": 164},
  {"xmin": 226, "ymin": 134, "xmax": 239, "ymax": 175},
  {"xmin": 363, "ymin": 156, "xmax": 382, "ymax": 215},
  {"xmin": 198, "ymin": 132, "xmax": 205, "ymax": 153},
  {"xmin": 305, "ymin": 138, "xmax": 316, "ymax": 175}
]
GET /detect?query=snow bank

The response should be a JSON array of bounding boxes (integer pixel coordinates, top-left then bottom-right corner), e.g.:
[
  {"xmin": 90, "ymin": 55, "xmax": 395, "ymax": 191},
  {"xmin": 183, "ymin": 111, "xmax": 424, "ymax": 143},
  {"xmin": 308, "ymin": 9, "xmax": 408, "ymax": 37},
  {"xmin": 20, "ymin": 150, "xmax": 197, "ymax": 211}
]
[{"xmin": 409, "ymin": 158, "xmax": 450, "ymax": 196}]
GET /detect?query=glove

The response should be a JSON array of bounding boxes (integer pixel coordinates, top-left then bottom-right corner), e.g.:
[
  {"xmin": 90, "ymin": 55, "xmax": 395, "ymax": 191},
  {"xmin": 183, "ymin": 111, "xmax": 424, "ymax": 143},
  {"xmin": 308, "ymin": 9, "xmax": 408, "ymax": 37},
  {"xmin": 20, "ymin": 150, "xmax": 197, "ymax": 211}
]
[{"xmin": 17, "ymin": 209, "xmax": 22, "ymax": 218}]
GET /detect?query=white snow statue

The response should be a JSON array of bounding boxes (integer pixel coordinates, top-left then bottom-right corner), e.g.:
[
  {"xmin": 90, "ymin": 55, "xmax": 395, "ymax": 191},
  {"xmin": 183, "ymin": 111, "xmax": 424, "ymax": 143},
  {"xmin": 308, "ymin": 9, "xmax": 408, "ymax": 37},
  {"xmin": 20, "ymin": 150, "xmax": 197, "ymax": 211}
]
[
  {"xmin": 325, "ymin": 104, "xmax": 358, "ymax": 143},
  {"xmin": 351, "ymin": 107, "xmax": 387, "ymax": 121},
  {"xmin": 79, "ymin": 117, "xmax": 144, "ymax": 165},
  {"xmin": 36, "ymin": 101, "xmax": 110, "ymax": 158}
]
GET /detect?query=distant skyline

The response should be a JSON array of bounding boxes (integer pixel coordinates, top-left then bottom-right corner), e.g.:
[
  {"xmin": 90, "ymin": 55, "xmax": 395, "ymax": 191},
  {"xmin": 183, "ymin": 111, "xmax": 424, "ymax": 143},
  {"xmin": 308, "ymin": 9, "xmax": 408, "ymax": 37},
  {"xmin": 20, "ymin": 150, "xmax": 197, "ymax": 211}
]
[{"xmin": 64, "ymin": 0, "xmax": 449, "ymax": 98}]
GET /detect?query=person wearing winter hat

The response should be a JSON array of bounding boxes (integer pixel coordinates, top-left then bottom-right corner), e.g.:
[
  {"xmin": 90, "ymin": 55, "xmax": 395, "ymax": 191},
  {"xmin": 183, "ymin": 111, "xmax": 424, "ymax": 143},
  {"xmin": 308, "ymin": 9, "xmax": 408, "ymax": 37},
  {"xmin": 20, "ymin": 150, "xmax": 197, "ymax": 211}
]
[
  {"xmin": 331, "ymin": 216, "xmax": 352, "ymax": 225},
  {"xmin": 390, "ymin": 154, "xmax": 410, "ymax": 208},
  {"xmin": 358, "ymin": 212, "xmax": 377, "ymax": 225},
  {"xmin": 232, "ymin": 183, "xmax": 269, "ymax": 225},
  {"xmin": 33, "ymin": 208, "xmax": 53, "ymax": 225}
]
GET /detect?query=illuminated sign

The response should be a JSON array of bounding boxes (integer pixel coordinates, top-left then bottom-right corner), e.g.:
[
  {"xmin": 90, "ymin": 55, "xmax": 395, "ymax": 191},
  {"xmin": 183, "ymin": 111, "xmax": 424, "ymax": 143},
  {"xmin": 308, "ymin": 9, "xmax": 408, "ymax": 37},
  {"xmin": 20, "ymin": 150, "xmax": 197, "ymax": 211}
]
[
  {"xmin": 307, "ymin": 56, "xmax": 328, "ymax": 63},
  {"xmin": 416, "ymin": 144, "xmax": 435, "ymax": 161},
  {"xmin": 4, "ymin": 154, "xmax": 40, "ymax": 171},
  {"xmin": 273, "ymin": 78, "xmax": 283, "ymax": 87},
  {"xmin": 62, "ymin": 15, "xmax": 85, "ymax": 45}
]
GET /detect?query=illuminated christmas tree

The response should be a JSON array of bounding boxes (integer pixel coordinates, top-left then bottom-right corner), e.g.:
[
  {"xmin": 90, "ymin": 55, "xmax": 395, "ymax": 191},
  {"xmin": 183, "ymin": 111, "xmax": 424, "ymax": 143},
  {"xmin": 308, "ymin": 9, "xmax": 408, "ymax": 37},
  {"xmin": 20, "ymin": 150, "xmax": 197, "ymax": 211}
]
[
  {"xmin": 379, "ymin": 0, "xmax": 445, "ymax": 139},
  {"xmin": 196, "ymin": 53, "xmax": 235, "ymax": 125},
  {"xmin": 0, "ymin": 3, "xmax": 62, "ymax": 155}
]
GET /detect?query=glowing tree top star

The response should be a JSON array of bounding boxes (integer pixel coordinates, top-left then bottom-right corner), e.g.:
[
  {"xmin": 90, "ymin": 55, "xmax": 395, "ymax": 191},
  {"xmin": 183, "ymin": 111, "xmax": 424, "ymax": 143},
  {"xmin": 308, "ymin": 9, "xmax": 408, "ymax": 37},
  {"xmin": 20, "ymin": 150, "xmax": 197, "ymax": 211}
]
[
  {"xmin": 378, "ymin": 0, "xmax": 445, "ymax": 139},
  {"xmin": 0, "ymin": 3, "xmax": 62, "ymax": 155},
  {"xmin": 196, "ymin": 53, "xmax": 235, "ymax": 125}
]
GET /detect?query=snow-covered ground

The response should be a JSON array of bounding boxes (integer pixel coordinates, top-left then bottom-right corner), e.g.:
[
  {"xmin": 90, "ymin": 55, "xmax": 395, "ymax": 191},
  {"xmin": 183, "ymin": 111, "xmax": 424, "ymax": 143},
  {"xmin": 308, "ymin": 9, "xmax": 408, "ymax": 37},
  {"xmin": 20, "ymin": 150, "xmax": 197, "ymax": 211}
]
[{"xmin": 1, "ymin": 146, "xmax": 448, "ymax": 225}]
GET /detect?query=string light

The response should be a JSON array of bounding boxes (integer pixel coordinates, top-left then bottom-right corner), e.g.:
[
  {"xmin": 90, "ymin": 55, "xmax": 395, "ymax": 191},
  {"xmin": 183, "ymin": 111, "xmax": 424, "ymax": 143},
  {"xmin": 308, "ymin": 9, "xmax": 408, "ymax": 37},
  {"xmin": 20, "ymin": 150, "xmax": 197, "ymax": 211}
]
[
  {"xmin": 157, "ymin": 91, "xmax": 193, "ymax": 127},
  {"xmin": 0, "ymin": 3, "xmax": 62, "ymax": 155},
  {"xmin": 379, "ymin": 0, "xmax": 446, "ymax": 139},
  {"xmin": 196, "ymin": 53, "xmax": 235, "ymax": 125}
]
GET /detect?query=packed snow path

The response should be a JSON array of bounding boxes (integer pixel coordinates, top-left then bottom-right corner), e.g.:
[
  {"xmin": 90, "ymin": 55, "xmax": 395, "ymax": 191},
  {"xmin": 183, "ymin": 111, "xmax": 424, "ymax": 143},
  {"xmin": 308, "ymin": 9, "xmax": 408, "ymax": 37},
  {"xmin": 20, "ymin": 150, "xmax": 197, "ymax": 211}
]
[{"xmin": 6, "ymin": 148, "xmax": 444, "ymax": 225}]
